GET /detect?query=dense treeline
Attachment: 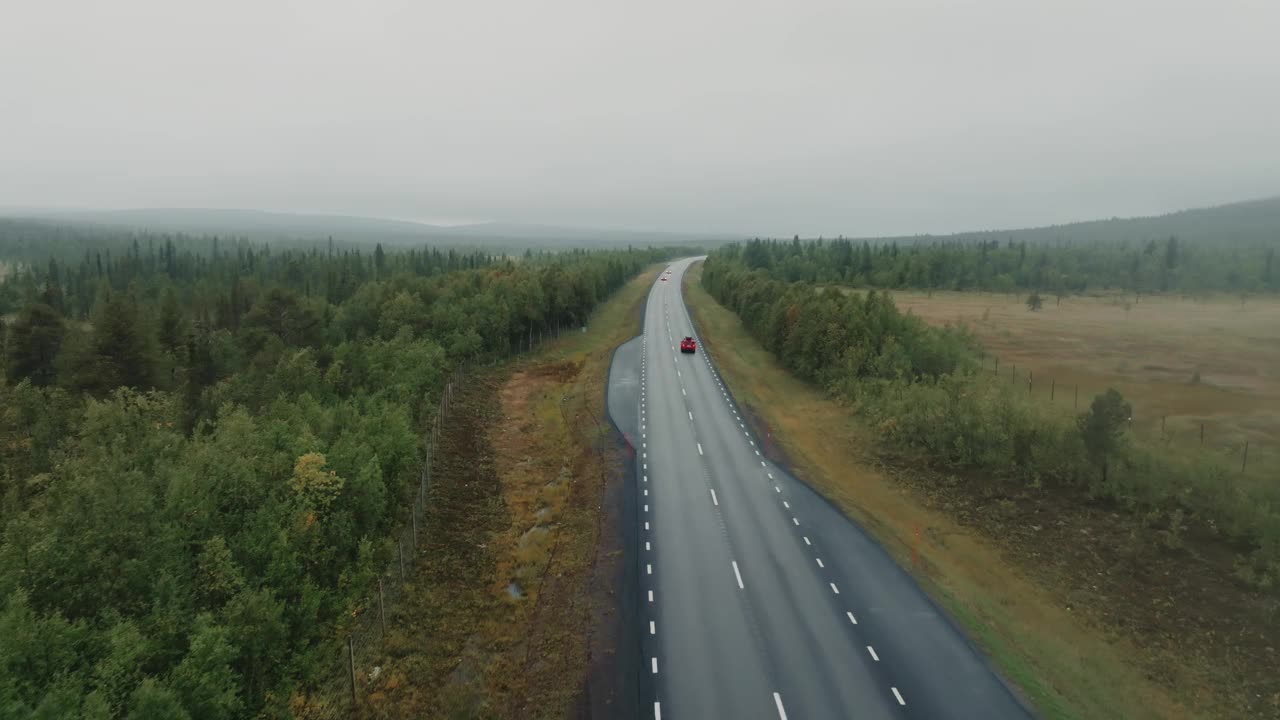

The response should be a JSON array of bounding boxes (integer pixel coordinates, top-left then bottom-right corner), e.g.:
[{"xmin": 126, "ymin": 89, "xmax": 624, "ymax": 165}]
[
  {"xmin": 727, "ymin": 203, "xmax": 1280, "ymax": 294},
  {"xmin": 0, "ymin": 226, "xmax": 673, "ymax": 718},
  {"xmin": 702, "ymin": 252, "xmax": 1280, "ymax": 587}
]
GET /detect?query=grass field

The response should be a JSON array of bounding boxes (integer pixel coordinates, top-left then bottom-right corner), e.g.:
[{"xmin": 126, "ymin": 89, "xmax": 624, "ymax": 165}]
[
  {"xmin": 687, "ymin": 265, "xmax": 1217, "ymax": 720},
  {"xmin": 362, "ymin": 265, "xmax": 658, "ymax": 718},
  {"xmin": 890, "ymin": 290, "xmax": 1280, "ymax": 482}
]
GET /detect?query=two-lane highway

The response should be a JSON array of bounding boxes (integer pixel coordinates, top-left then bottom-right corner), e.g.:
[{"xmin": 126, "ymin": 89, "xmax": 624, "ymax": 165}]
[{"xmin": 633, "ymin": 258, "xmax": 1032, "ymax": 719}]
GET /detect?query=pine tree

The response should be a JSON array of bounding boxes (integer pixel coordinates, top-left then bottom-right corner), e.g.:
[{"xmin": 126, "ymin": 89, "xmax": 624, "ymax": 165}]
[
  {"xmin": 157, "ymin": 287, "xmax": 186, "ymax": 355},
  {"xmin": 6, "ymin": 303, "xmax": 65, "ymax": 385},
  {"xmin": 87, "ymin": 291, "xmax": 155, "ymax": 392}
]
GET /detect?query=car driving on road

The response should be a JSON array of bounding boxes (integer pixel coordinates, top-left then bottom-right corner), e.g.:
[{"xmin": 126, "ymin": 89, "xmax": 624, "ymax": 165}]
[{"xmin": 680, "ymin": 336, "xmax": 697, "ymax": 353}]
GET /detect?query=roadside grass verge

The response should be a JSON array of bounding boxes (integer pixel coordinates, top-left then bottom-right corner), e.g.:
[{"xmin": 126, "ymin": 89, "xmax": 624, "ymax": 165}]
[
  {"xmin": 363, "ymin": 265, "xmax": 659, "ymax": 718},
  {"xmin": 683, "ymin": 262, "xmax": 1205, "ymax": 720}
]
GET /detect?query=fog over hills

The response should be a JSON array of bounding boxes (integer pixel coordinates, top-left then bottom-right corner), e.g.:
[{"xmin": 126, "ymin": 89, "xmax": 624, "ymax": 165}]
[
  {"xmin": 0, "ymin": 207, "xmax": 721, "ymax": 250},
  {"xmin": 4, "ymin": 195, "xmax": 1279, "ymax": 254}
]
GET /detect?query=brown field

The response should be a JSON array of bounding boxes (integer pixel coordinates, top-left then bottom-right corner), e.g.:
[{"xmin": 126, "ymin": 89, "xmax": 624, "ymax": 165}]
[{"xmin": 890, "ymin": 290, "xmax": 1280, "ymax": 478}]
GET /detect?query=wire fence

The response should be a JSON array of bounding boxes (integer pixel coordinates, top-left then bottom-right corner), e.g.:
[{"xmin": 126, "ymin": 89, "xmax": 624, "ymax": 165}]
[
  {"xmin": 309, "ymin": 322, "xmax": 582, "ymax": 717},
  {"xmin": 977, "ymin": 353, "xmax": 1271, "ymax": 475}
]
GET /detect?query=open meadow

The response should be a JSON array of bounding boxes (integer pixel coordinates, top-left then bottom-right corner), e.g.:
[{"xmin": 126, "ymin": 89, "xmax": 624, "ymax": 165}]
[{"xmin": 891, "ymin": 290, "xmax": 1280, "ymax": 480}]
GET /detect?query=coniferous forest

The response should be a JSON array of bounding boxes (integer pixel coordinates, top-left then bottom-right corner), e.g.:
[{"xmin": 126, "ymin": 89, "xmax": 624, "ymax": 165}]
[
  {"xmin": 730, "ymin": 196, "xmax": 1280, "ymax": 295},
  {"xmin": 0, "ymin": 220, "xmax": 676, "ymax": 718}
]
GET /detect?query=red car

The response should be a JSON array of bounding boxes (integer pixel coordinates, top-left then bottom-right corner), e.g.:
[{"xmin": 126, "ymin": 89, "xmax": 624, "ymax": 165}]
[{"xmin": 680, "ymin": 336, "xmax": 697, "ymax": 354}]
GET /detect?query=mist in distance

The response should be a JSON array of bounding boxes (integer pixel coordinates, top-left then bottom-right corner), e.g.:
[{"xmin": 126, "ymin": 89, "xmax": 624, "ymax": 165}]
[{"xmin": 2, "ymin": 0, "xmax": 1278, "ymax": 237}]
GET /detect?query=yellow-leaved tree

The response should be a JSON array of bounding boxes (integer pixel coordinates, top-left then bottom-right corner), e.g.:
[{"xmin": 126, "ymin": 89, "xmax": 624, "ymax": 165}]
[{"xmin": 288, "ymin": 452, "xmax": 344, "ymax": 515}]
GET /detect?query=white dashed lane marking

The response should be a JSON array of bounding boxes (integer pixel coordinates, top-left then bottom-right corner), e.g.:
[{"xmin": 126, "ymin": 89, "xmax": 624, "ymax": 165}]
[
  {"xmin": 731, "ymin": 561, "xmax": 745, "ymax": 589},
  {"xmin": 892, "ymin": 688, "xmax": 906, "ymax": 706},
  {"xmin": 847, "ymin": 611, "xmax": 858, "ymax": 625},
  {"xmin": 867, "ymin": 646, "xmax": 879, "ymax": 661},
  {"xmin": 710, "ymin": 489, "xmax": 719, "ymax": 506},
  {"xmin": 773, "ymin": 693, "xmax": 788, "ymax": 720}
]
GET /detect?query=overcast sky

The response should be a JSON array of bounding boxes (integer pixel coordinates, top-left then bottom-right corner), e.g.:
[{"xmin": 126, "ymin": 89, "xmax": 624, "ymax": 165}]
[{"xmin": 2, "ymin": 0, "xmax": 1278, "ymax": 236}]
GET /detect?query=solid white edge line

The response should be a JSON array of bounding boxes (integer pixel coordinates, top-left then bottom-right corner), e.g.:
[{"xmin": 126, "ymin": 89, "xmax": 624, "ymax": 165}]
[
  {"xmin": 731, "ymin": 561, "xmax": 744, "ymax": 589},
  {"xmin": 773, "ymin": 692, "xmax": 788, "ymax": 720},
  {"xmin": 710, "ymin": 489, "xmax": 719, "ymax": 506},
  {"xmin": 892, "ymin": 687, "xmax": 905, "ymax": 705}
]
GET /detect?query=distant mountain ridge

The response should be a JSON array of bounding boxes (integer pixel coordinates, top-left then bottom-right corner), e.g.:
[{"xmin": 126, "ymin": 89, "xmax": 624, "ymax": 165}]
[
  {"xmin": 5, "ymin": 195, "xmax": 1279, "ymax": 249},
  {"xmin": 0, "ymin": 207, "xmax": 720, "ymax": 249},
  {"xmin": 831, "ymin": 195, "xmax": 1280, "ymax": 246}
]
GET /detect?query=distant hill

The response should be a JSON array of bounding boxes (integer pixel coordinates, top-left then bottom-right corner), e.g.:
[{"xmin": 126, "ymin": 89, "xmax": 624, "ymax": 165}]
[
  {"xmin": 0, "ymin": 207, "xmax": 721, "ymax": 251},
  {"xmin": 842, "ymin": 196, "xmax": 1280, "ymax": 247}
]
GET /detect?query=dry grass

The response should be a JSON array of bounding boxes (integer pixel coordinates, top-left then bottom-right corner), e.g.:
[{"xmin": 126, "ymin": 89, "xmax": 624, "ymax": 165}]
[
  {"xmin": 686, "ymin": 265, "xmax": 1207, "ymax": 720},
  {"xmin": 891, "ymin": 290, "xmax": 1280, "ymax": 479},
  {"xmin": 363, "ymin": 266, "xmax": 660, "ymax": 719}
]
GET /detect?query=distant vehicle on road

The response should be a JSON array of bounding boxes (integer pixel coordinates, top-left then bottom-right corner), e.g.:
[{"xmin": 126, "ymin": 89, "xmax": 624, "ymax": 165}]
[{"xmin": 680, "ymin": 336, "xmax": 697, "ymax": 353}]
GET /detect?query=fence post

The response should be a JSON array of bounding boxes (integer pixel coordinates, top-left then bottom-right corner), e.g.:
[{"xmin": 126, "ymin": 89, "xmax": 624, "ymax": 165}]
[
  {"xmin": 1051, "ymin": 379, "xmax": 1056, "ymax": 400},
  {"xmin": 378, "ymin": 578, "xmax": 387, "ymax": 639},
  {"xmin": 398, "ymin": 540, "xmax": 405, "ymax": 583},
  {"xmin": 348, "ymin": 635, "xmax": 358, "ymax": 707},
  {"xmin": 1028, "ymin": 371, "xmax": 1033, "ymax": 393},
  {"xmin": 1074, "ymin": 385, "xmax": 1079, "ymax": 410},
  {"xmin": 1242, "ymin": 441, "xmax": 1249, "ymax": 472}
]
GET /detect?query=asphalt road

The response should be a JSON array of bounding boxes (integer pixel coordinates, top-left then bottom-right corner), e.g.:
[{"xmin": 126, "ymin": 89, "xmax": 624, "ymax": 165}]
[{"xmin": 621, "ymin": 257, "xmax": 1033, "ymax": 720}]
